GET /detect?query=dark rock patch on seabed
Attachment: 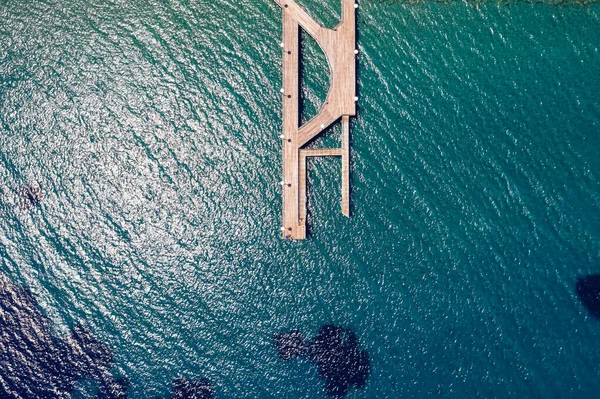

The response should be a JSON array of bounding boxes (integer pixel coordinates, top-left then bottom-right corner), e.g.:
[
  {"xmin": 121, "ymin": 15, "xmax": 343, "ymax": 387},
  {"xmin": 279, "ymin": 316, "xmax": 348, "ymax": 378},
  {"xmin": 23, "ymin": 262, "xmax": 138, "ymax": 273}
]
[
  {"xmin": 274, "ymin": 324, "xmax": 370, "ymax": 397},
  {"xmin": 0, "ymin": 272, "xmax": 126, "ymax": 398},
  {"xmin": 577, "ymin": 275, "xmax": 600, "ymax": 318},
  {"xmin": 19, "ymin": 184, "xmax": 43, "ymax": 209},
  {"xmin": 170, "ymin": 377, "xmax": 214, "ymax": 399},
  {"xmin": 95, "ymin": 377, "xmax": 130, "ymax": 399},
  {"xmin": 273, "ymin": 330, "xmax": 307, "ymax": 360}
]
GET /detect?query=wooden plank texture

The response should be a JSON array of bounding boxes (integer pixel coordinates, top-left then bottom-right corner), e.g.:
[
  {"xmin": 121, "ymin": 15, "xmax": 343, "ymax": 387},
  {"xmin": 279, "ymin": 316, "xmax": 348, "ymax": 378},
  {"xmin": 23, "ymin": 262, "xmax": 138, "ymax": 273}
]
[{"xmin": 275, "ymin": 0, "xmax": 357, "ymax": 239}]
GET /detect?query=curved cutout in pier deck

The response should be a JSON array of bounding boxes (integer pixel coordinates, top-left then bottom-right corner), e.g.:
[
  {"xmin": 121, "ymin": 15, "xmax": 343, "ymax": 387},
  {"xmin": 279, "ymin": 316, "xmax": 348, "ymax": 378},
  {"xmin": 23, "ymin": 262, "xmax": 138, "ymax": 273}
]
[
  {"xmin": 300, "ymin": 30, "xmax": 330, "ymax": 125},
  {"xmin": 295, "ymin": 0, "xmax": 342, "ymax": 30}
]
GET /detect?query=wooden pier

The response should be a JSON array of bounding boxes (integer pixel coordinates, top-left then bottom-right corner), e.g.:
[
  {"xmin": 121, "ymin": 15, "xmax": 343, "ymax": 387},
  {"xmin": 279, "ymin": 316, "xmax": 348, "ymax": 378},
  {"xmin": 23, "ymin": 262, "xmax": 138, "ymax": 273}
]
[{"xmin": 274, "ymin": 0, "xmax": 357, "ymax": 239}]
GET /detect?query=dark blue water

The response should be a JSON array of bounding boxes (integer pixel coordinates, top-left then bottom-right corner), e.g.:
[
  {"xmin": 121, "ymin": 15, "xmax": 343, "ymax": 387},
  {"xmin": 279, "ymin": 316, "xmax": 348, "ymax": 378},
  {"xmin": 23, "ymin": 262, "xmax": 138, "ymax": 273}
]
[{"xmin": 1, "ymin": 0, "xmax": 600, "ymax": 397}]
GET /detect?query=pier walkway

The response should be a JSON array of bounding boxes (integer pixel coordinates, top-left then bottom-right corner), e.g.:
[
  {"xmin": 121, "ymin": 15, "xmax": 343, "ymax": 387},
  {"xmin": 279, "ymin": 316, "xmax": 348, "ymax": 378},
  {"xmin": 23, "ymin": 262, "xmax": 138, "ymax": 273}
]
[{"xmin": 274, "ymin": 0, "xmax": 357, "ymax": 239}]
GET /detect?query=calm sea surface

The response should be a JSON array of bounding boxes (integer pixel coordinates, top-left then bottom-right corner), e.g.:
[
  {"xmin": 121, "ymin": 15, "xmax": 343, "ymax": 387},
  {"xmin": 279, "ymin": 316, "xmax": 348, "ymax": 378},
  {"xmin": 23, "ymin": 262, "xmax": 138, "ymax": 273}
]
[{"xmin": 1, "ymin": 0, "xmax": 600, "ymax": 397}]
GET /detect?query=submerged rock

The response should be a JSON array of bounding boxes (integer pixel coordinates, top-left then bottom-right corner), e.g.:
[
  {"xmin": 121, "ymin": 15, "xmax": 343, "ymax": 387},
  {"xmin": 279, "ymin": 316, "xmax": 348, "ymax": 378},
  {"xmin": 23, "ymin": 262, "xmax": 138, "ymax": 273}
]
[
  {"xmin": 95, "ymin": 378, "xmax": 130, "ymax": 399},
  {"xmin": 71, "ymin": 325, "xmax": 114, "ymax": 378},
  {"xmin": 0, "ymin": 272, "xmax": 125, "ymax": 398},
  {"xmin": 0, "ymin": 275, "xmax": 76, "ymax": 397},
  {"xmin": 274, "ymin": 324, "xmax": 370, "ymax": 397},
  {"xmin": 19, "ymin": 184, "xmax": 43, "ymax": 209},
  {"xmin": 273, "ymin": 330, "xmax": 307, "ymax": 360},
  {"xmin": 577, "ymin": 275, "xmax": 600, "ymax": 318},
  {"xmin": 308, "ymin": 325, "xmax": 370, "ymax": 397},
  {"xmin": 170, "ymin": 377, "xmax": 214, "ymax": 399}
]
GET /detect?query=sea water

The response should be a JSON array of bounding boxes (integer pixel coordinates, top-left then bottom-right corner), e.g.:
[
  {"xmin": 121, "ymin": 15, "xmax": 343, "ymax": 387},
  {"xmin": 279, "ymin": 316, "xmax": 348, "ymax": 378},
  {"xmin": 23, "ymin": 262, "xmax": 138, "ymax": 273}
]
[{"xmin": 1, "ymin": 0, "xmax": 599, "ymax": 397}]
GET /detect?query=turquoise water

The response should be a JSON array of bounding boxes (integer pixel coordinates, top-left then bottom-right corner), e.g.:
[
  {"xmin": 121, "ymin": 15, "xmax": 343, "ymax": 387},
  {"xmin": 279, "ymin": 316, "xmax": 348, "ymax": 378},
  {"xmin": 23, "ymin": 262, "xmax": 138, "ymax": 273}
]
[{"xmin": 1, "ymin": 0, "xmax": 600, "ymax": 397}]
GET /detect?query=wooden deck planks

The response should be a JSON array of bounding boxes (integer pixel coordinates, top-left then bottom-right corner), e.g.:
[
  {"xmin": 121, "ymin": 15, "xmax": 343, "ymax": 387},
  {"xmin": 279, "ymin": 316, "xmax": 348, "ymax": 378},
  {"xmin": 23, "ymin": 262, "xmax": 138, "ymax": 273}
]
[
  {"xmin": 281, "ymin": 11, "xmax": 301, "ymax": 239},
  {"xmin": 341, "ymin": 116, "xmax": 350, "ymax": 216},
  {"xmin": 275, "ymin": 0, "xmax": 357, "ymax": 239}
]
